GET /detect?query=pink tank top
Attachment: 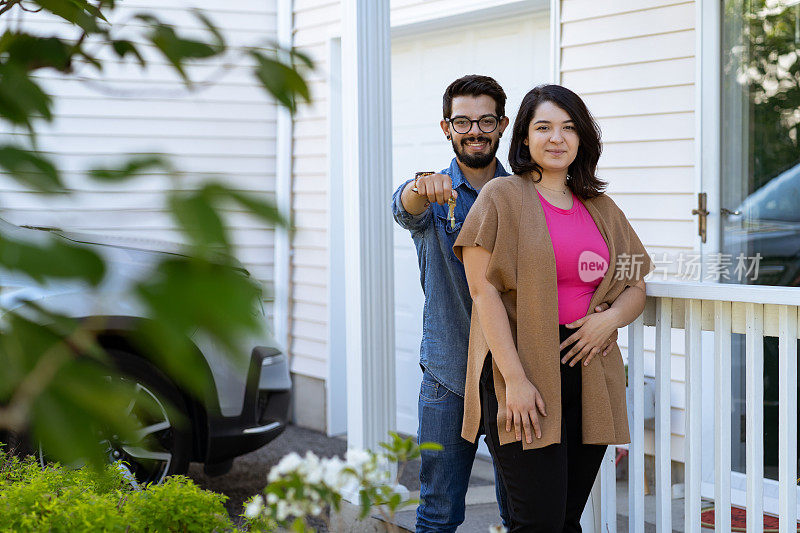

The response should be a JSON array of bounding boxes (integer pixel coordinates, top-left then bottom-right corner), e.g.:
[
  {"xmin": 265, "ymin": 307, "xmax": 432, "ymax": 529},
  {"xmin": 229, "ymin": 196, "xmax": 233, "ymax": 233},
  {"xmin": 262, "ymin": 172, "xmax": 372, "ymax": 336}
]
[{"xmin": 536, "ymin": 189, "xmax": 610, "ymax": 325}]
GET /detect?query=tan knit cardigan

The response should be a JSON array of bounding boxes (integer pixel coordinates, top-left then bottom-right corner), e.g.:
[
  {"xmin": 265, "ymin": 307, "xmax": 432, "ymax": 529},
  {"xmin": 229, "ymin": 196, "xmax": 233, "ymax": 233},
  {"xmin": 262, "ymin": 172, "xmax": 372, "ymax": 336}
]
[{"xmin": 453, "ymin": 174, "xmax": 653, "ymax": 450}]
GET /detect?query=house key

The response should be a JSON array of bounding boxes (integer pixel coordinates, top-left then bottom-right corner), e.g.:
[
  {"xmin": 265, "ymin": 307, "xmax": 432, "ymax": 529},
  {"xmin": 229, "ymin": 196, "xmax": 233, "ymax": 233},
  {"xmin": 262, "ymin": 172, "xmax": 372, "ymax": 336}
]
[{"xmin": 447, "ymin": 196, "xmax": 456, "ymax": 229}]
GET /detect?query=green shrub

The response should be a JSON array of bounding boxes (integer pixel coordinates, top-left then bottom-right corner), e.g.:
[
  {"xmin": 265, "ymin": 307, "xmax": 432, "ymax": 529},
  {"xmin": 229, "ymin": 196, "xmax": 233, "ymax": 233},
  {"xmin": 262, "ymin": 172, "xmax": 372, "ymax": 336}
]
[
  {"xmin": 123, "ymin": 475, "xmax": 233, "ymax": 532},
  {"xmin": 0, "ymin": 446, "xmax": 241, "ymax": 532}
]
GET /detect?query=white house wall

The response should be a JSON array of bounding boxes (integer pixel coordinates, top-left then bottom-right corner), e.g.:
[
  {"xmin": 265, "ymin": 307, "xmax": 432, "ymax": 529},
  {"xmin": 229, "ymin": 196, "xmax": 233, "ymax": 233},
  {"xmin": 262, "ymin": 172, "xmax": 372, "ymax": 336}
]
[
  {"xmin": 559, "ymin": 0, "xmax": 698, "ymax": 462},
  {"xmin": 0, "ymin": 0, "xmax": 280, "ymax": 316}
]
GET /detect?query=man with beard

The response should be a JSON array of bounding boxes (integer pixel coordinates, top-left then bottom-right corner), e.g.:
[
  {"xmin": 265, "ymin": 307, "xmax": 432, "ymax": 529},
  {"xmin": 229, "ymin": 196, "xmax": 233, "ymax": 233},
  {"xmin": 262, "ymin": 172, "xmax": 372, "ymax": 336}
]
[{"xmin": 391, "ymin": 75, "xmax": 511, "ymax": 533}]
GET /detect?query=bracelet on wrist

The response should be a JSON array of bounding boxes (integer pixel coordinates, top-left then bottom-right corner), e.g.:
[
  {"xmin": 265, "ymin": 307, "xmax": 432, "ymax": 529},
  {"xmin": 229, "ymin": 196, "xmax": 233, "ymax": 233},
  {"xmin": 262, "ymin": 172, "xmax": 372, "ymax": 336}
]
[{"xmin": 411, "ymin": 171, "xmax": 434, "ymax": 193}]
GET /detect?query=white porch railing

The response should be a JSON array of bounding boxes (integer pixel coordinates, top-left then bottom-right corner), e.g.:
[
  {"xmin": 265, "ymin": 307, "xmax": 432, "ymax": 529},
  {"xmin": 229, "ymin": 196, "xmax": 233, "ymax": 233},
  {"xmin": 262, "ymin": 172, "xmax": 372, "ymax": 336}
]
[{"xmin": 597, "ymin": 280, "xmax": 800, "ymax": 533}]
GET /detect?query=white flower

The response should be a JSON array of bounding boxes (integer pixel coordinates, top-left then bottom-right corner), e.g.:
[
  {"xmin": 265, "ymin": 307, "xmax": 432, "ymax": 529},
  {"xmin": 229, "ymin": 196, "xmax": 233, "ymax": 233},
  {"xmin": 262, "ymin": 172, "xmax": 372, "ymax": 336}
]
[
  {"xmin": 266, "ymin": 493, "xmax": 278, "ymax": 505},
  {"xmin": 276, "ymin": 500, "xmax": 290, "ymax": 521},
  {"xmin": 269, "ymin": 452, "xmax": 303, "ymax": 481},
  {"xmin": 301, "ymin": 451, "xmax": 323, "ymax": 484},
  {"xmin": 244, "ymin": 495, "xmax": 264, "ymax": 518},
  {"xmin": 321, "ymin": 456, "xmax": 349, "ymax": 489},
  {"xmin": 346, "ymin": 448, "xmax": 372, "ymax": 469}
]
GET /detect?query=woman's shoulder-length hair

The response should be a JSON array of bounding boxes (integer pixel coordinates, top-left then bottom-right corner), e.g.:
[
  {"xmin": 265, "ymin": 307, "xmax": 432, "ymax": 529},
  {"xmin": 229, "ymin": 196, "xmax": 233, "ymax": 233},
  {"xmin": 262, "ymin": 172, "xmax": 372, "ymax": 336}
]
[{"xmin": 507, "ymin": 84, "xmax": 607, "ymax": 200}]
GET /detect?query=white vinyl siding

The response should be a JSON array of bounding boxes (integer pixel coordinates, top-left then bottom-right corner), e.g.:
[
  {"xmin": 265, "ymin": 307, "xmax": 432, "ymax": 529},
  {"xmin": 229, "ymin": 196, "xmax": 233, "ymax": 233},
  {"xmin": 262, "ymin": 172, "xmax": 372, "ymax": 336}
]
[
  {"xmin": 287, "ymin": 0, "xmax": 339, "ymax": 380},
  {"xmin": 0, "ymin": 0, "xmax": 279, "ymax": 315},
  {"xmin": 560, "ymin": 0, "xmax": 697, "ymax": 461}
]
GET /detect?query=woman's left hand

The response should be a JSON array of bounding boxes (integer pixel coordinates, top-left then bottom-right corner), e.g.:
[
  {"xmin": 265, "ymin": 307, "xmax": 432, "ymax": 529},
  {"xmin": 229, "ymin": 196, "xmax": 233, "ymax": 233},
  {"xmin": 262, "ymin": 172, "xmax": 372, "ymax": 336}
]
[{"xmin": 559, "ymin": 308, "xmax": 622, "ymax": 367}]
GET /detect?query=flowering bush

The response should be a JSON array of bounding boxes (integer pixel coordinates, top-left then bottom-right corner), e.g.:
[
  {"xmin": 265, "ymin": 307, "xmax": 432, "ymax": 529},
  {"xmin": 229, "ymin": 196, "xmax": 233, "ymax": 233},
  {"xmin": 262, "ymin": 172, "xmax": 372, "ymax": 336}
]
[{"xmin": 243, "ymin": 432, "xmax": 442, "ymax": 532}]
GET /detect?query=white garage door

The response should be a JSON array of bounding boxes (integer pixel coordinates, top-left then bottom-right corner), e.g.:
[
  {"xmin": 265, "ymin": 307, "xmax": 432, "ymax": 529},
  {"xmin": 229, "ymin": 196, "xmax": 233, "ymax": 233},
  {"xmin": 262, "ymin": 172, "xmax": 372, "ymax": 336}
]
[{"xmin": 391, "ymin": 12, "xmax": 551, "ymax": 436}]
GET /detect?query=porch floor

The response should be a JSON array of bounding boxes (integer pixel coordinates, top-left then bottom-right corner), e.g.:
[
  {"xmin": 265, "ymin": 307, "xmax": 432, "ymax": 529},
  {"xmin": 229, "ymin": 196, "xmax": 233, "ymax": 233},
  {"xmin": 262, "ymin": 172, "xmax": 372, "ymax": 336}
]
[{"xmin": 393, "ymin": 454, "xmax": 708, "ymax": 532}]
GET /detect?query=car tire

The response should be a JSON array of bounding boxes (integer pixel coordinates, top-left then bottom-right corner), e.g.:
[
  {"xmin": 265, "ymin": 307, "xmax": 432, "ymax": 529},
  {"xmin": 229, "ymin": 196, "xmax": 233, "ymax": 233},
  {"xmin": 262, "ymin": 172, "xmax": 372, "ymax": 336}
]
[{"xmin": 106, "ymin": 349, "xmax": 193, "ymax": 487}]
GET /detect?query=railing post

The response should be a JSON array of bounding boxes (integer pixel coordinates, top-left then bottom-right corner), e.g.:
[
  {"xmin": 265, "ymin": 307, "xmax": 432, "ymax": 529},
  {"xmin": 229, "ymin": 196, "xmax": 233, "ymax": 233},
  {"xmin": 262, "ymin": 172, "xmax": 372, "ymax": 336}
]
[
  {"xmin": 714, "ymin": 300, "xmax": 732, "ymax": 533},
  {"xmin": 745, "ymin": 303, "xmax": 764, "ymax": 533},
  {"xmin": 655, "ymin": 297, "xmax": 673, "ymax": 532},
  {"xmin": 628, "ymin": 314, "xmax": 646, "ymax": 533},
  {"xmin": 684, "ymin": 299, "xmax": 703, "ymax": 533},
  {"xmin": 600, "ymin": 446, "xmax": 617, "ymax": 533},
  {"xmin": 778, "ymin": 305, "xmax": 798, "ymax": 533}
]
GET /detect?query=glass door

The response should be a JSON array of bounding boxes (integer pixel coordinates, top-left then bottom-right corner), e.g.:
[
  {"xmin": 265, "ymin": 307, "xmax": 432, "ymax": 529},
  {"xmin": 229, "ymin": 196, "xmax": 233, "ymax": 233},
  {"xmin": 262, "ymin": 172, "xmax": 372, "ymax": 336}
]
[{"xmin": 720, "ymin": 0, "xmax": 800, "ymax": 501}]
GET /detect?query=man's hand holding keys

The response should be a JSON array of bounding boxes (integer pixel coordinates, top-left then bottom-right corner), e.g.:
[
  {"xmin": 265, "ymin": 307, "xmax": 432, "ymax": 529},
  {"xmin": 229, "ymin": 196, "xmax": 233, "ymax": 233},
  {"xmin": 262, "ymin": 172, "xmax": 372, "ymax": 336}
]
[
  {"xmin": 401, "ymin": 171, "xmax": 459, "ymax": 217},
  {"xmin": 411, "ymin": 171, "xmax": 458, "ymax": 206}
]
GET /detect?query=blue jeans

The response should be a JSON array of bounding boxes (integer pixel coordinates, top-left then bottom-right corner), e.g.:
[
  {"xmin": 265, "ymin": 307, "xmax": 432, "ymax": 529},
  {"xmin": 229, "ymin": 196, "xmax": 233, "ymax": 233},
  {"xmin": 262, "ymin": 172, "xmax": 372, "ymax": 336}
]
[{"xmin": 416, "ymin": 368, "xmax": 509, "ymax": 533}]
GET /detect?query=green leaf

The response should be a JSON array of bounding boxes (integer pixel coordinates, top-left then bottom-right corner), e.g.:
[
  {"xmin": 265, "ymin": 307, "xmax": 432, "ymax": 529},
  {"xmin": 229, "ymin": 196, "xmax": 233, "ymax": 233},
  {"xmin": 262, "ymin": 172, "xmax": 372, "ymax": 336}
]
[
  {"xmin": 202, "ymin": 183, "xmax": 288, "ymax": 228},
  {"xmin": 418, "ymin": 442, "xmax": 444, "ymax": 452},
  {"xmin": 290, "ymin": 47, "xmax": 314, "ymax": 70},
  {"xmin": 137, "ymin": 14, "xmax": 223, "ymax": 85},
  {"xmin": 168, "ymin": 190, "xmax": 230, "ymax": 255},
  {"xmin": 0, "ymin": 32, "xmax": 73, "ymax": 73},
  {"xmin": 31, "ymin": 0, "xmax": 106, "ymax": 34},
  {"xmin": 358, "ymin": 489, "xmax": 371, "ymax": 519},
  {"xmin": 290, "ymin": 518, "xmax": 306, "ymax": 533},
  {"xmin": 110, "ymin": 40, "xmax": 146, "ymax": 68},
  {"xmin": 192, "ymin": 9, "xmax": 225, "ymax": 51},
  {"xmin": 250, "ymin": 51, "xmax": 311, "ymax": 113},
  {"xmin": 0, "ymin": 314, "xmax": 66, "ymax": 401},
  {"xmin": 88, "ymin": 155, "xmax": 170, "ymax": 182},
  {"xmin": 0, "ymin": 232, "xmax": 105, "ymax": 286},
  {"xmin": 388, "ymin": 492, "xmax": 402, "ymax": 510},
  {"xmin": 0, "ymin": 145, "xmax": 62, "ymax": 192},
  {"xmin": 0, "ymin": 64, "xmax": 53, "ymax": 133}
]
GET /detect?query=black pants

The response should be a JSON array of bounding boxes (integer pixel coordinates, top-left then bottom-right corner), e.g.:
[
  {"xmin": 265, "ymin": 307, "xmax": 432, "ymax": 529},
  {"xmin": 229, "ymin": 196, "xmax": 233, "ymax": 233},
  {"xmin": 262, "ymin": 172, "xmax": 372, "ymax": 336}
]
[{"xmin": 479, "ymin": 324, "xmax": 607, "ymax": 533}]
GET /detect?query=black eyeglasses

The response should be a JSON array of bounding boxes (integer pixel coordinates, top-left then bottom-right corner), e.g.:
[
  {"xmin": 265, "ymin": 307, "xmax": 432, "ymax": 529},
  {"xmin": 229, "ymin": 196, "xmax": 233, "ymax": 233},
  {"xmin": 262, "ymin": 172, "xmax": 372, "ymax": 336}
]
[{"xmin": 446, "ymin": 114, "xmax": 503, "ymax": 134}]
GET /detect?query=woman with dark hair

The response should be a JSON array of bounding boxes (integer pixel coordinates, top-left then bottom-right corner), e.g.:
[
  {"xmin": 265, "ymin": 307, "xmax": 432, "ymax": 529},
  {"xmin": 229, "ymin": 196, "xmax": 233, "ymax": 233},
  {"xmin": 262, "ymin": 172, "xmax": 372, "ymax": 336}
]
[{"xmin": 453, "ymin": 84, "xmax": 653, "ymax": 532}]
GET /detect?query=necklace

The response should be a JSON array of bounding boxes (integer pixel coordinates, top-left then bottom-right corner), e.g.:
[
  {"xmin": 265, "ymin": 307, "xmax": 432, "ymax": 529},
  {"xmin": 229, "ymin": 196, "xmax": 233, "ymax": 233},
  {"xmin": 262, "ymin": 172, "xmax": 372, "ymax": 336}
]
[{"xmin": 536, "ymin": 179, "xmax": 569, "ymax": 195}]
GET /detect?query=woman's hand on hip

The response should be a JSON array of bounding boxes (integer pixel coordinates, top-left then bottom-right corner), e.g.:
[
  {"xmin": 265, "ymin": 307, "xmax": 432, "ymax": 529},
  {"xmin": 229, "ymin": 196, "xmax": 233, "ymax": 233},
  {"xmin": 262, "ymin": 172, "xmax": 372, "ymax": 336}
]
[
  {"xmin": 593, "ymin": 303, "xmax": 619, "ymax": 357},
  {"xmin": 559, "ymin": 307, "xmax": 622, "ymax": 367},
  {"xmin": 504, "ymin": 374, "xmax": 547, "ymax": 444}
]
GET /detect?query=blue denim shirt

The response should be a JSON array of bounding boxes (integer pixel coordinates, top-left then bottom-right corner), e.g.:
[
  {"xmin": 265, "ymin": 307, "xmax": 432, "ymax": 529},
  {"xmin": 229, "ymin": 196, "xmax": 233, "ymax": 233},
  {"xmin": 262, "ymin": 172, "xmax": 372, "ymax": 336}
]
[{"xmin": 391, "ymin": 157, "xmax": 510, "ymax": 397}]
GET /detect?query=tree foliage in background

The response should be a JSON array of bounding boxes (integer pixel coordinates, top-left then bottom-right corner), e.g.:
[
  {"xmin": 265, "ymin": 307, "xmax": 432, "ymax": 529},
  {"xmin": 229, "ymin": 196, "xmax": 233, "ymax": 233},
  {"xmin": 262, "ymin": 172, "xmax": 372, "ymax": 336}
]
[{"xmin": 0, "ymin": 0, "xmax": 312, "ymax": 468}]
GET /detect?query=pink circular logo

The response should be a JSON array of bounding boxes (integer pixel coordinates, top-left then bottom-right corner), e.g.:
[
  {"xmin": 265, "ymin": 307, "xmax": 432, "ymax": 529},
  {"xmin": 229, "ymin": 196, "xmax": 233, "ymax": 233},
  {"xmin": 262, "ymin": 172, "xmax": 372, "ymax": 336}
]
[{"xmin": 578, "ymin": 250, "xmax": 608, "ymax": 283}]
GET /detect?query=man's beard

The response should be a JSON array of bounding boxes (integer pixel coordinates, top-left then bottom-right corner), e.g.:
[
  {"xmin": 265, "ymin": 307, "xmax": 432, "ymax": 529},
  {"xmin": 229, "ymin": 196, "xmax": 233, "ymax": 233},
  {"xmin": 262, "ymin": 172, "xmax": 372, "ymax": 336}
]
[{"xmin": 452, "ymin": 135, "xmax": 499, "ymax": 169}]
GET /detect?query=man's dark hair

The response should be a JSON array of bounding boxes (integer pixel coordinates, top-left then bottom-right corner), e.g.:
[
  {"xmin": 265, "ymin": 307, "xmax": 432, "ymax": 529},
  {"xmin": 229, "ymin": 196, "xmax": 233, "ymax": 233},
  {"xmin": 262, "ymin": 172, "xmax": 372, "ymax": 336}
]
[
  {"xmin": 508, "ymin": 84, "xmax": 607, "ymax": 199},
  {"xmin": 442, "ymin": 75, "xmax": 506, "ymax": 120}
]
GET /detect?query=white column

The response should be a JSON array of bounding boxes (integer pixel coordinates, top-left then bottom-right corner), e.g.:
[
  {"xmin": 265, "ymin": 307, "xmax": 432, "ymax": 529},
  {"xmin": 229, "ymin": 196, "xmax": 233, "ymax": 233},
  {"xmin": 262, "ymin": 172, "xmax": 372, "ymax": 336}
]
[
  {"xmin": 341, "ymin": 0, "xmax": 396, "ymax": 453},
  {"xmin": 549, "ymin": 0, "xmax": 561, "ymax": 83}
]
